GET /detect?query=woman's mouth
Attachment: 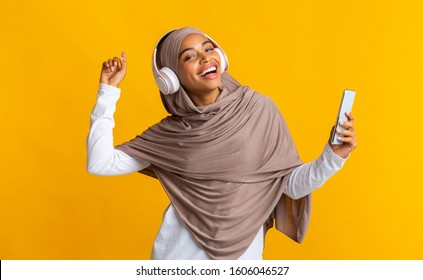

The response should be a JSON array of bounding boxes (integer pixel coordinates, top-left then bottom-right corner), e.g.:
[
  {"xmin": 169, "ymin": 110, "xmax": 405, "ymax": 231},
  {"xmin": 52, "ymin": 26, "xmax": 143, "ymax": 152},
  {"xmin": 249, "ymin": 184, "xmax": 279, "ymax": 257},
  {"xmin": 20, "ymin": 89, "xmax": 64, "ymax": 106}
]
[{"xmin": 199, "ymin": 66, "xmax": 217, "ymax": 77}]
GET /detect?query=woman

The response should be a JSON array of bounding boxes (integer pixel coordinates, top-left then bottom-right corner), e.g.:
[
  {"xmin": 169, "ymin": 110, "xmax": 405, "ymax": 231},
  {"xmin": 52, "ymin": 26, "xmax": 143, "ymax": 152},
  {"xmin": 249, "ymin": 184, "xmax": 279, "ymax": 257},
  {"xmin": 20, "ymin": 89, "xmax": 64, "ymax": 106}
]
[{"xmin": 87, "ymin": 27, "xmax": 357, "ymax": 260}]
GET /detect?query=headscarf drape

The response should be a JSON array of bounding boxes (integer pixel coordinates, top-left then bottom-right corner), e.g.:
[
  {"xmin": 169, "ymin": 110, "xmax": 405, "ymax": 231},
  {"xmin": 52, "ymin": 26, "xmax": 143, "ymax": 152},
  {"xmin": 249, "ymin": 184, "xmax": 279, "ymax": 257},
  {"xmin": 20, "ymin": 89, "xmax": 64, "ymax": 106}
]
[{"xmin": 115, "ymin": 27, "xmax": 311, "ymax": 259}]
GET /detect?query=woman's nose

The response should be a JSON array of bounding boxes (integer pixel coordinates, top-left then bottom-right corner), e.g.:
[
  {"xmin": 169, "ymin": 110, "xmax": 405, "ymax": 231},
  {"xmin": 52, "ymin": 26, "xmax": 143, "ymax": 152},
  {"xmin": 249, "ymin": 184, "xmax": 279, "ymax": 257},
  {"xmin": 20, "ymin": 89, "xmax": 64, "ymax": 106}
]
[{"xmin": 200, "ymin": 54, "xmax": 211, "ymax": 64}]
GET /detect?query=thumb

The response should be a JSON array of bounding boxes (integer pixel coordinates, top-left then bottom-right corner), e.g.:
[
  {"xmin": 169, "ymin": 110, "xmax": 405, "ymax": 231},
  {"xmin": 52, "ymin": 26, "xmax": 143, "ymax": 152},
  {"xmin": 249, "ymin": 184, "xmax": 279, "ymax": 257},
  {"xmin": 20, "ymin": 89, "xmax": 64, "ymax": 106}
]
[{"xmin": 120, "ymin": 52, "xmax": 127, "ymax": 71}]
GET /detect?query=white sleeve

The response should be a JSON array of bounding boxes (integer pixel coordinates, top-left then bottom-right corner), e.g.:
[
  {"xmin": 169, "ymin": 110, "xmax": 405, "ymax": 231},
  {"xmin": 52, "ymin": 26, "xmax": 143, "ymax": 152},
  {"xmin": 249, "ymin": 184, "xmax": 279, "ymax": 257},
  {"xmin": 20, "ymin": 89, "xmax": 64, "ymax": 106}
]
[
  {"xmin": 284, "ymin": 143, "xmax": 348, "ymax": 199},
  {"xmin": 86, "ymin": 83, "xmax": 150, "ymax": 176}
]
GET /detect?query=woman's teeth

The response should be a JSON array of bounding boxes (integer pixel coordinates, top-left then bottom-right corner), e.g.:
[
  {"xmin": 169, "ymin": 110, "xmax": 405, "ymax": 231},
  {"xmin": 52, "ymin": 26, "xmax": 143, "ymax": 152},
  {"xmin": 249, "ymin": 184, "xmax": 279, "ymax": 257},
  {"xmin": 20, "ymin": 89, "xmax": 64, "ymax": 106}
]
[{"xmin": 200, "ymin": 66, "xmax": 217, "ymax": 76}]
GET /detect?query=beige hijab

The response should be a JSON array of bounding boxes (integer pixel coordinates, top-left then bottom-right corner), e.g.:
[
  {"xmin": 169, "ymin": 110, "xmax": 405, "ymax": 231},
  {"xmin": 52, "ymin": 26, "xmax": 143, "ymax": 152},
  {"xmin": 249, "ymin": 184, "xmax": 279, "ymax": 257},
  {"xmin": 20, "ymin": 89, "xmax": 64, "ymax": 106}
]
[{"xmin": 116, "ymin": 27, "xmax": 311, "ymax": 259}]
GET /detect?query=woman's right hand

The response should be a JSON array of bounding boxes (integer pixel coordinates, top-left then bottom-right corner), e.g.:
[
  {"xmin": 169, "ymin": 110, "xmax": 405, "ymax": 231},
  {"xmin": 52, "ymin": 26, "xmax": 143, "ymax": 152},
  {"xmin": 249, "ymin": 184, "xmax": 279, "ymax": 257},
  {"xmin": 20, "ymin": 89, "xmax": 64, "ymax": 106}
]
[{"xmin": 100, "ymin": 52, "xmax": 127, "ymax": 88}]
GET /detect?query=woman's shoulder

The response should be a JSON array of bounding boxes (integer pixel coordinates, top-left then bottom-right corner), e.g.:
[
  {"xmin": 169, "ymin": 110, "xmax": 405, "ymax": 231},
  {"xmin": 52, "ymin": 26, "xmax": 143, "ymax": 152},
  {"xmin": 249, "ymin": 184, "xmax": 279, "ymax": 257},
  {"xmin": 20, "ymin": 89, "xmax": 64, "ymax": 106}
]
[{"xmin": 248, "ymin": 89, "xmax": 278, "ymax": 109}]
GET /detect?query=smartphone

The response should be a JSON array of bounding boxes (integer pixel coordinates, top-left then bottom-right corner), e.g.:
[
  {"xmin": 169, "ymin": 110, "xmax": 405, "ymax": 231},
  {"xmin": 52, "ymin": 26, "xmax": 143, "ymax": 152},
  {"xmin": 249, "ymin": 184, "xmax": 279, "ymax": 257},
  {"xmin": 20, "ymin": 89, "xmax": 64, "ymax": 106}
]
[{"xmin": 331, "ymin": 89, "xmax": 356, "ymax": 145}]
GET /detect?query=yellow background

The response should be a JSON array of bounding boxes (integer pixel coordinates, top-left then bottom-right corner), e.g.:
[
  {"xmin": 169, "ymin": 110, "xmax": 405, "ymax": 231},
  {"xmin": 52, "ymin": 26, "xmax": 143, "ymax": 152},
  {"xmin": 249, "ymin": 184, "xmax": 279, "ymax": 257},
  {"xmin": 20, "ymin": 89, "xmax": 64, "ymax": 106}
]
[{"xmin": 1, "ymin": 0, "xmax": 422, "ymax": 259}]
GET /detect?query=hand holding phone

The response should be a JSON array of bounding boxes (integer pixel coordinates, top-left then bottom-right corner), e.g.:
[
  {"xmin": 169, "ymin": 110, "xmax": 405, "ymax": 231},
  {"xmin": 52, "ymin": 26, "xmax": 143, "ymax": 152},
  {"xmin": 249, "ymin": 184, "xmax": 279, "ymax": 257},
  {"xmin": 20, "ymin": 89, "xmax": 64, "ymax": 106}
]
[{"xmin": 331, "ymin": 89, "xmax": 356, "ymax": 145}]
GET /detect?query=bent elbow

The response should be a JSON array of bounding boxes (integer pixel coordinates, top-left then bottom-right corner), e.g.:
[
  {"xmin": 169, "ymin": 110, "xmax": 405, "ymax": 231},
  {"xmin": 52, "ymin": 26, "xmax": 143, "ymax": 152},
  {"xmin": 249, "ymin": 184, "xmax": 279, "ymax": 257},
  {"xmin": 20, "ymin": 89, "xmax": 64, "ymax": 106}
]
[
  {"xmin": 86, "ymin": 160, "xmax": 106, "ymax": 175},
  {"xmin": 286, "ymin": 192, "xmax": 303, "ymax": 200},
  {"xmin": 86, "ymin": 163, "xmax": 100, "ymax": 175}
]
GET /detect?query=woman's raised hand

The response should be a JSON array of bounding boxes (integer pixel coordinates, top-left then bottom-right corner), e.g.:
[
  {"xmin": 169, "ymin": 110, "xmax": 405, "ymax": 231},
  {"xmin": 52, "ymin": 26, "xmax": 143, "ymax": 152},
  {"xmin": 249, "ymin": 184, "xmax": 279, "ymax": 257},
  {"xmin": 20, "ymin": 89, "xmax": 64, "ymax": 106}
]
[
  {"xmin": 329, "ymin": 112, "xmax": 358, "ymax": 158},
  {"xmin": 100, "ymin": 52, "xmax": 127, "ymax": 87}
]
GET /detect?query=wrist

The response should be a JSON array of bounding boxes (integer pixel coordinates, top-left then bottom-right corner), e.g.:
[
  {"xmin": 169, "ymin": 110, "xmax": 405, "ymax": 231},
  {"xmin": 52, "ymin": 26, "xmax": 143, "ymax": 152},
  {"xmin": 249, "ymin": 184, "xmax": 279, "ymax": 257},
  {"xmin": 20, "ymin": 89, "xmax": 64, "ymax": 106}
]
[
  {"xmin": 100, "ymin": 82, "xmax": 119, "ymax": 88},
  {"xmin": 99, "ymin": 83, "xmax": 121, "ymax": 94},
  {"xmin": 337, "ymin": 152, "xmax": 350, "ymax": 159},
  {"xmin": 330, "ymin": 146, "xmax": 350, "ymax": 159}
]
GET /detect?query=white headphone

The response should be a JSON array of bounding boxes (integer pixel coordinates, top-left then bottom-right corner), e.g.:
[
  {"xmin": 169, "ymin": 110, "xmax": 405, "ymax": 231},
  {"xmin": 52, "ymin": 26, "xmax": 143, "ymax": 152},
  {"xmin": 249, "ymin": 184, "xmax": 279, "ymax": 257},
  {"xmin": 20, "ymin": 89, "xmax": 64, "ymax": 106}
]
[{"xmin": 152, "ymin": 29, "xmax": 229, "ymax": 95}]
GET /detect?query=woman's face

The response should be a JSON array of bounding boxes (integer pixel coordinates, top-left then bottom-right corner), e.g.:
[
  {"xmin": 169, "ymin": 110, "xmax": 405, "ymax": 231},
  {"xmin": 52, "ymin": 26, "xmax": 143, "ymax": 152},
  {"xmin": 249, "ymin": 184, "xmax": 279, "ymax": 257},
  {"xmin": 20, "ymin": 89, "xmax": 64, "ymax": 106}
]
[{"xmin": 177, "ymin": 33, "xmax": 222, "ymax": 104}]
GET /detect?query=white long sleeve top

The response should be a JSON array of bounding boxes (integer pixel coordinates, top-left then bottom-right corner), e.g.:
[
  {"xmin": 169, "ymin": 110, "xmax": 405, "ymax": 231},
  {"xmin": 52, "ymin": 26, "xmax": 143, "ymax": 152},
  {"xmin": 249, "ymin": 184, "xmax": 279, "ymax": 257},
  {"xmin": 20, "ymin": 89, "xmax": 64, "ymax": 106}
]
[{"xmin": 87, "ymin": 84, "xmax": 348, "ymax": 260}]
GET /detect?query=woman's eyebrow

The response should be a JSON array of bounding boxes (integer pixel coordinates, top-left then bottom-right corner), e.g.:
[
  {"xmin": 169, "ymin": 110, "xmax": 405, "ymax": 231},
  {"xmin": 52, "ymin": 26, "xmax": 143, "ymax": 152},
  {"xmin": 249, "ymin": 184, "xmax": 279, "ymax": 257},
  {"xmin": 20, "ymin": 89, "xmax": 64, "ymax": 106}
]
[{"xmin": 178, "ymin": 40, "xmax": 212, "ymax": 58}]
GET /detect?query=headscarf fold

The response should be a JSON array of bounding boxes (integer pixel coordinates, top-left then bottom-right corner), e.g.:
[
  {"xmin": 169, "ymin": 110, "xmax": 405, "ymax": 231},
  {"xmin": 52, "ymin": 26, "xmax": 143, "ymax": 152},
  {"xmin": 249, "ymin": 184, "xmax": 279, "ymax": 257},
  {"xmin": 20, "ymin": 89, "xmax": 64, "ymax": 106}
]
[{"xmin": 115, "ymin": 27, "xmax": 311, "ymax": 259}]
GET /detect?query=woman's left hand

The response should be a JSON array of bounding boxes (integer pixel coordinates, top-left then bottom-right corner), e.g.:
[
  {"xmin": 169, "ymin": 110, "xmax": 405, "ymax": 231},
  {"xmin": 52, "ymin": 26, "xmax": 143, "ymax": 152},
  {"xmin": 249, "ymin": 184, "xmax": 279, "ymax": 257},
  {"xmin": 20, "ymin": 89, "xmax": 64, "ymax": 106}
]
[{"xmin": 329, "ymin": 112, "xmax": 358, "ymax": 158}]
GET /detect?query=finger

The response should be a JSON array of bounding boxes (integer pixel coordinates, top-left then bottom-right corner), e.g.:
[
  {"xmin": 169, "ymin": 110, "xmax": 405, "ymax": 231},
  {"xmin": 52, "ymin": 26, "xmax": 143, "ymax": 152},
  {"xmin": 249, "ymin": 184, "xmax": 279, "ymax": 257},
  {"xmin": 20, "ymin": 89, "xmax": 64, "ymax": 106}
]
[
  {"xmin": 336, "ymin": 135, "xmax": 354, "ymax": 144},
  {"xmin": 108, "ymin": 58, "xmax": 115, "ymax": 71},
  {"xmin": 345, "ymin": 112, "xmax": 355, "ymax": 122},
  {"xmin": 339, "ymin": 120, "xmax": 354, "ymax": 129},
  {"xmin": 336, "ymin": 128, "xmax": 352, "ymax": 137},
  {"xmin": 338, "ymin": 129, "xmax": 357, "ymax": 142},
  {"xmin": 329, "ymin": 125, "xmax": 335, "ymax": 135},
  {"xmin": 337, "ymin": 132, "xmax": 358, "ymax": 145},
  {"xmin": 113, "ymin": 56, "xmax": 119, "ymax": 68},
  {"xmin": 102, "ymin": 61, "xmax": 110, "ymax": 69},
  {"xmin": 347, "ymin": 124, "xmax": 355, "ymax": 134}
]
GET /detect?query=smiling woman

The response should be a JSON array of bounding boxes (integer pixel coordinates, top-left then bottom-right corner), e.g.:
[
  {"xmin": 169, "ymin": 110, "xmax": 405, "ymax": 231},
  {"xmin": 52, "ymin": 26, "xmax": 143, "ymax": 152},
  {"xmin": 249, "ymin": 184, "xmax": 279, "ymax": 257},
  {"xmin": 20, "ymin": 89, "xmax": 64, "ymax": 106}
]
[
  {"xmin": 86, "ymin": 27, "xmax": 358, "ymax": 260},
  {"xmin": 177, "ymin": 34, "xmax": 222, "ymax": 105}
]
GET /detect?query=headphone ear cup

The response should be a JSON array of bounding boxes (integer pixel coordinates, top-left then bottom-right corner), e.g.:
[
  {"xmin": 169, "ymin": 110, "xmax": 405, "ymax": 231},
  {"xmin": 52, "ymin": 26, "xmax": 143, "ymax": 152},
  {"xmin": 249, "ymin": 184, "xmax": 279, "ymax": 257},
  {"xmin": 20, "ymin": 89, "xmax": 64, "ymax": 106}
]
[
  {"xmin": 214, "ymin": 48, "xmax": 228, "ymax": 74},
  {"xmin": 156, "ymin": 67, "xmax": 180, "ymax": 95}
]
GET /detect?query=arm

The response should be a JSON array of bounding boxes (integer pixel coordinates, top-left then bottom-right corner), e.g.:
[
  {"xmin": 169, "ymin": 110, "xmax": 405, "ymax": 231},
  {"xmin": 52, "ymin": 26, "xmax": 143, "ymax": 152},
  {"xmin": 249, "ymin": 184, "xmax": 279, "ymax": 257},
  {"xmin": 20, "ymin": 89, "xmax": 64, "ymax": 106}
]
[
  {"xmin": 285, "ymin": 112, "xmax": 358, "ymax": 199},
  {"xmin": 86, "ymin": 52, "xmax": 150, "ymax": 175},
  {"xmin": 284, "ymin": 143, "xmax": 347, "ymax": 199},
  {"xmin": 86, "ymin": 84, "xmax": 150, "ymax": 175}
]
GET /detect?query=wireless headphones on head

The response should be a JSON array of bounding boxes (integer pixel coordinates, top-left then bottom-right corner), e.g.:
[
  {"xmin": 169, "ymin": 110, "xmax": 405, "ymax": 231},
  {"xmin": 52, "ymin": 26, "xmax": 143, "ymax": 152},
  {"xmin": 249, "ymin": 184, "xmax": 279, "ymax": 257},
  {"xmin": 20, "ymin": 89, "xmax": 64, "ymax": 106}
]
[{"xmin": 152, "ymin": 29, "xmax": 229, "ymax": 95}]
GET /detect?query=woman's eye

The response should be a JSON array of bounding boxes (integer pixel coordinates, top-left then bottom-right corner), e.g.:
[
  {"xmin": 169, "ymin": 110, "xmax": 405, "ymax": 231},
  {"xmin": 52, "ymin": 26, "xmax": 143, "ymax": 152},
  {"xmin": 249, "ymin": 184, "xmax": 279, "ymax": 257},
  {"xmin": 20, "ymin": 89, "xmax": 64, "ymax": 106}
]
[
  {"xmin": 185, "ymin": 54, "xmax": 195, "ymax": 61},
  {"xmin": 206, "ymin": 47, "xmax": 214, "ymax": 52}
]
